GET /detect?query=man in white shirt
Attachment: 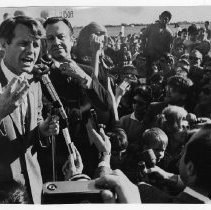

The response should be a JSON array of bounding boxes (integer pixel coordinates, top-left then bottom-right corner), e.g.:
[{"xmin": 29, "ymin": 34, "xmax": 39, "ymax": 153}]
[{"xmin": 0, "ymin": 16, "xmax": 59, "ymax": 204}]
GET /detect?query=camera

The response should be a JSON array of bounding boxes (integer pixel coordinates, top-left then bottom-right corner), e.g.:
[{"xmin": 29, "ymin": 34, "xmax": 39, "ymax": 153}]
[{"xmin": 42, "ymin": 180, "xmax": 103, "ymax": 204}]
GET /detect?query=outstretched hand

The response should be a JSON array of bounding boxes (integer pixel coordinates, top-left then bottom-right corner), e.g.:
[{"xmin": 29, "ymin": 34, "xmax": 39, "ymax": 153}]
[
  {"xmin": 86, "ymin": 120, "xmax": 111, "ymax": 153},
  {"xmin": 0, "ymin": 77, "xmax": 29, "ymax": 121}
]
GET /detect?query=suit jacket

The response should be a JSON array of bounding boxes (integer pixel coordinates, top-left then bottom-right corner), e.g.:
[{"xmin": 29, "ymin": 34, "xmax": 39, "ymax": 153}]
[
  {"xmin": 138, "ymin": 183, "xmax": 206, "ymax": 204},
  {"xmin": 172, "ymin": 192, "xmax": 205, "ymax": 204},
  {"xmin": 41, "ymin": 62, "xmax": 115, "ymax": 178},
  {"xmin": 0, "ymin": 67, "xmax": 44, "ymax": 204}
]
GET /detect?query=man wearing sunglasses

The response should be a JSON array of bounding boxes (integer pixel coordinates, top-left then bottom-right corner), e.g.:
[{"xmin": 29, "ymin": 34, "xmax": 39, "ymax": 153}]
[
  {"xmin": 187, "ymin": 50, "xmax": 203, "ymax": 85},
  {"xmin": 120, "ymin": 86, "xmax": 152, "ymax": 149}
]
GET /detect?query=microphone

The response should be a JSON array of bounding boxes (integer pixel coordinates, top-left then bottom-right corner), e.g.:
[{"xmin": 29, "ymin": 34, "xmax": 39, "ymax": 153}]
[
  {"xmin": 141, "ymin": 149, "xmax": 157, "ymax": 168},
  {"xmin": 40, "ymin": 74, "xmax": 74, "ymax": 155},
  {"xmin": 30, "ymin": 61, "xmax": 74, "ymax": 156},
  {"xmin": 41, "ymin": 57, "xmax": 60, "ymax": 70},
  {"xmin": 40, "ymin": 56, "xmax": 74, "ymax": 83}
]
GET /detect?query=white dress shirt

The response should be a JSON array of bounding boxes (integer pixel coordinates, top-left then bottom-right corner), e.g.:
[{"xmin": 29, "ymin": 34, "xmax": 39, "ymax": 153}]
[{"xmin": 130, "ymin": 112, "xmax": 139, "ymax": 121}]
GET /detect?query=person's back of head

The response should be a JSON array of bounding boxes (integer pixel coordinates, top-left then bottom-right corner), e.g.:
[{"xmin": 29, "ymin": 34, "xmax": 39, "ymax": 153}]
[
  {"xmin": 188, "ymin": 24, "xmax": 198, "ymax": 36},
  {"xmin": 14, "ymin": 10, "xmax": 26, "ymax": 17},
  {"xmin": 179, "ymin": 123, "xmax": 211, "ymax": 195},
  {"xmin": 167, "ymin": 75, "xmax": 193, "ymax": 96},
  {"xmin": 108, "ymin": 127, "xmax": 128, "ymax": 152},
  {"xmin": 0, "ymin": 180, "xmax": 29, "ymax": 204},
  {"xmin": 155, "ymin": 105, "xmax": 188, "ymax": 134}
]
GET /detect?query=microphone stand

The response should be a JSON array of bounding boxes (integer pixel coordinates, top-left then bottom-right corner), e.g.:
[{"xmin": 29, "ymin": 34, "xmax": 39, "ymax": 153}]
[
  {"xmin": 41, "ymin": 74, "xmax": 74, "ymax": 156},
  {"xmin": 34, "ymin": 68, "xmax": 75, "ymax": 181},
  {"xmin": 51, "ymin": 135, "xmax": 56, "ymax": 181}
]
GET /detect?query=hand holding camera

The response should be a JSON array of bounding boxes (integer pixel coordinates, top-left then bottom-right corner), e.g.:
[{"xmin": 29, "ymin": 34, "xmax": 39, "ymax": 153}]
[
  {"xmin": 86, "ymin": 119, "xmax": 111, "ymax": 154},
  {"xmin": 90, "ymin": 33, "xmax": 104, "ymax": 54}
]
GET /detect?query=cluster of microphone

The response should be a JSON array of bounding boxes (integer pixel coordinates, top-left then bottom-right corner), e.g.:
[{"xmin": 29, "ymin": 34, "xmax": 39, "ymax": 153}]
[{"xmin": 30, "ymin": 56, "xmax": 75, "ymax": 155}]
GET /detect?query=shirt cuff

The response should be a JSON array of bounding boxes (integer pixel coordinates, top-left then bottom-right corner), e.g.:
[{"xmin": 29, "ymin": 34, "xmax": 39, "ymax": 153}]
[{"xmin": 98, "ymin": 160, "xmax": 110, "ymax": 168}]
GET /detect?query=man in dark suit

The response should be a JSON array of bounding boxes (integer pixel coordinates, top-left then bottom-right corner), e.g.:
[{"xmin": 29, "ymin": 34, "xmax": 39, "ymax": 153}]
[
  {"xmin": 43, "ymin": 17, "xmax": 114, "ymax": 178},
  {"xmin": 0, "ymin": 16, "xmax": 59, "ymax": 204},
  {"xmin": 175, "ymin": 123, "xmax": 211, "ymax": 203}
]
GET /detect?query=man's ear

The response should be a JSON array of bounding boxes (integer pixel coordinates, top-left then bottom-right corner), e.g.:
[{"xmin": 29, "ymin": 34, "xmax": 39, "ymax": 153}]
[
  {"xmin": 0, "ymin": 39, "xmax": 8, "ymax": 50},
  {"xmin": 186, "ymin": 161, "xmax": 197, "ymax": 184}
]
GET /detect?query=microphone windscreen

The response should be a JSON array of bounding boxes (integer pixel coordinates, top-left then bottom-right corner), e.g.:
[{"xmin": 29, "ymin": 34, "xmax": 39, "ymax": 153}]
[
  {"xmin": 51, "ymin": 60, "xmax": 60, "ymax": 69},
  {"xmin": 141, "ymin": 149, "xmax": 156, "ymax": 168}
]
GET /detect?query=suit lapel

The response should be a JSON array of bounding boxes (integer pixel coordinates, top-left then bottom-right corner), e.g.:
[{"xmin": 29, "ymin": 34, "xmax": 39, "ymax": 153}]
[
  {"xmin": 9, "ymin": 107, "xmax": 23, "ymax": 135},
  {"xmin": 27, "ymin": 81, "xmax": 36, "ymax": 131},
  {"xmin": 0, "ymin": 65, "xmax": 8, "ymax": 87}
]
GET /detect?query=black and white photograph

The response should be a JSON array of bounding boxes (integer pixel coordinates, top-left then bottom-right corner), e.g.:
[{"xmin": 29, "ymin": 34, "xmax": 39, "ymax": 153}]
[{"xmin": 0, "ymin": 0, "xmax": 211, "ymax": 206}]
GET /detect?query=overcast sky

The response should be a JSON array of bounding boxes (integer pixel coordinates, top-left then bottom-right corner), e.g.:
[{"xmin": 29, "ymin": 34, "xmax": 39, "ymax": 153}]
[{"xmin": 1, "ymin": 6, "xmax": 211, "ymax": 27}]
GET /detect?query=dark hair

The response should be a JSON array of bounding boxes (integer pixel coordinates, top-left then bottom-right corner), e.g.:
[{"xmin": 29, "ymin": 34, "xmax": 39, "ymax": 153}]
[
  {"xmin": 14, "ymin": 10, "xmax": 25, "ymax": 17},
  {"xmin": 0, "ymin": 16, "xmax": 45, "ymax": 44},
  {"xmin": 142, "ymin": 127, "xmax": 168, "ymax": 149},
  {"xmin": 160, "ymin": 11, "xmax": 172, "ymax": 21},
  {"xmin": 184, "ymin": 123, "xmax": 211, "ymax": 191},
  {"xmin": 0, "ymin": 180, "xmax": 29, "ymax": 204},
  {"xmin": 205, "ymin": 21, "xmax": 209, "ymax": 25},
  {"xmin": 3, "ymin": 13, "xmax": 9, "ymax": 19},
  {"xmin": 181, "ymin": 28, "xmax": 188, "ymax": 33},
  {"xmin": 199, "ymin": 27, "xmax": 205, "ymax": 32},
  {"xmin": 167, "ymin": 75, "xmax": 193, "ymax": 95},
  {"xmin": 188, "ymin": 24, "xmax": 198, "ymax": 35},
  {"xmin": 43, "ymin": 16, "xmax": 73, "ymax": 35},
  {"xmin": 108, "ymin": 127, "xmax": 128, "ymax": 152},
  {"xmin": 133, "ymin": 86, "xmax": 152, "ymax": 105}
]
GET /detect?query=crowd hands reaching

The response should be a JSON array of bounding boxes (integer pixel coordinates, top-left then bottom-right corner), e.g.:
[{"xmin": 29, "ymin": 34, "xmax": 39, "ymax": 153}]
[{"xmin": 0, "ymin": 10, "xmax": 211, "ymax": 204}]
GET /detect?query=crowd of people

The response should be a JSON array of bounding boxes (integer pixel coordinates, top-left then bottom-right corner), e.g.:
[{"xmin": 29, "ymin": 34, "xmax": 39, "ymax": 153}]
[{"xmin": 0, "ymin": 9, "xmax": 211, "ymax": 204}]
